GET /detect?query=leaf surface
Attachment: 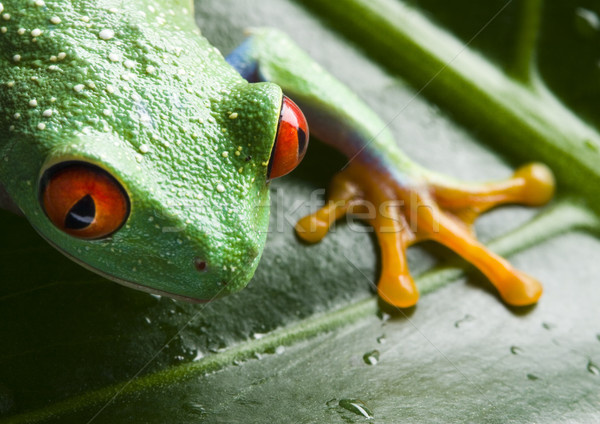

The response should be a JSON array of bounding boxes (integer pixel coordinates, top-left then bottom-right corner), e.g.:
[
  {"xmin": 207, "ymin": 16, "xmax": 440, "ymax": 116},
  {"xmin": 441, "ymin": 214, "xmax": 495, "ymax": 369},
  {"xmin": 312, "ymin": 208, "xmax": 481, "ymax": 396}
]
[{"xmin": 1, "ymin": 0, "xmax": 600, "ymax": 422}]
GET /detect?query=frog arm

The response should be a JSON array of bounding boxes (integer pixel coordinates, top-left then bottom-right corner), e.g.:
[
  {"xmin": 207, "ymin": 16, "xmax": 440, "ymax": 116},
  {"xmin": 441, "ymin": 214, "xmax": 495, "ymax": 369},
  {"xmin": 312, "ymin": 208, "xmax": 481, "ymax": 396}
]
[{"xmin": 227, "ymin": 28, "xmax": 555, "ymax": 308}]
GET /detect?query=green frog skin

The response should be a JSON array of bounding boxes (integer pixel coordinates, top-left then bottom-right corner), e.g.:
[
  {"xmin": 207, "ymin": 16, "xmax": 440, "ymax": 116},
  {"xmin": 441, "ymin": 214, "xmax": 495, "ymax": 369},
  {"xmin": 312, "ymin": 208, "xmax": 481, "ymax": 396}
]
[{"xmin": 0, "ymin": 0, "xmax": 555, "ymax": 307}]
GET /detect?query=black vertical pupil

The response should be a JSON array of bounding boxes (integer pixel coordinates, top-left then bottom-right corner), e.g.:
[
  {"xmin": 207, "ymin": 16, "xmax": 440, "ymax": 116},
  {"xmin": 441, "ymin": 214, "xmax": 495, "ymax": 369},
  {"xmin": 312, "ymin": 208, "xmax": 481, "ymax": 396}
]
[
  {"xmin": 297, "ymin": 128, "xmax": 307, "ymax": 156},
  {"xmin": 65, "ymin": 194, "xmax": 96, "ymax": 230}
]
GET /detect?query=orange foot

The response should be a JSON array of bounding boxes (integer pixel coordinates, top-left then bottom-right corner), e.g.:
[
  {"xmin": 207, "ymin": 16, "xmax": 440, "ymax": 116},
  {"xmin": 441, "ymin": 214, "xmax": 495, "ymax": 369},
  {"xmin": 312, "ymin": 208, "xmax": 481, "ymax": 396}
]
[{"xmin": 295, "ymin": 162, "xmax": 555, "ymax": 308}]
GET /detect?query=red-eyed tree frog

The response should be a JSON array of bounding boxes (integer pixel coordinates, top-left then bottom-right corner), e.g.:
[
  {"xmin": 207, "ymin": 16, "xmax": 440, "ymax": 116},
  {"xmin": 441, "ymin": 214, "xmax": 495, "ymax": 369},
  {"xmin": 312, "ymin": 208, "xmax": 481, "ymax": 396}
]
[{"xmin": 0, "ymin": 0, "xmax": 555, "ymax": 308}]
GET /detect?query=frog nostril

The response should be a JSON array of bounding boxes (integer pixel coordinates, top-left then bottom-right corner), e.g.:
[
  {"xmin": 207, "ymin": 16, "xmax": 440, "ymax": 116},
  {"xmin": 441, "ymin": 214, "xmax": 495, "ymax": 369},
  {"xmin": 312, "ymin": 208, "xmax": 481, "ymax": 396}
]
[{"xmin": 194, "ymin": 257, "xmax": 207, "ymax": 272}]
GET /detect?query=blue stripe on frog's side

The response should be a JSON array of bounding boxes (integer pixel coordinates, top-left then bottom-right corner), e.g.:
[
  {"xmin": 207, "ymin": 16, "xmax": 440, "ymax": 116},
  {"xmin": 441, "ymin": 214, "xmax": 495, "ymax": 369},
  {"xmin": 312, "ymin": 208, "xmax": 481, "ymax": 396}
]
[
  {"xmin": 226, "ymin": 37, "xmax": 260, "ymax": 82},
  {"xmin": 226, "ymin": 31, "xmax": 421, "ymax": 189}
]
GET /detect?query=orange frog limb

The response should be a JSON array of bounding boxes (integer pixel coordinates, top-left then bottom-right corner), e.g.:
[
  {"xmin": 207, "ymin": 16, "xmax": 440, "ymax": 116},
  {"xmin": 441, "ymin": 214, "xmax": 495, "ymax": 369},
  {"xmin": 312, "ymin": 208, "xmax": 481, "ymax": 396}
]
[
  {"xmin": 296, "ymin": 161, "xmax": 555, "ymax": 308},
  {"xmin": 236, "ymin": 29, "xmax": 556, "ymax": 308}
]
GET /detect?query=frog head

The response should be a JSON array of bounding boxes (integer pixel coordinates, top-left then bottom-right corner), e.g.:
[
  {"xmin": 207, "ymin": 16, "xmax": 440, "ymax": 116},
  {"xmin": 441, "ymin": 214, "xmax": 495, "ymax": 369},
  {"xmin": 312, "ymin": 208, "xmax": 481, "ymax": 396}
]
[
  {"xmin": 4, "ymin": 83, "xmax": 308, "ymax": 301},
  {"xmin": 0, "ymin": 3, "xmax": 308, "ymax": 301}
]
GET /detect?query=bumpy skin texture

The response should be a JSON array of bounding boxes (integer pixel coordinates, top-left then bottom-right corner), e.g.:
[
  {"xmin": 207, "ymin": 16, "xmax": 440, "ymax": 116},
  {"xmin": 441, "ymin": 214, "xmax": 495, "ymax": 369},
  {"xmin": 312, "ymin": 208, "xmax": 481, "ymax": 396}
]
[{"xmin": 0, "ymin": 0, "xmax": 282, "ymax": 300}]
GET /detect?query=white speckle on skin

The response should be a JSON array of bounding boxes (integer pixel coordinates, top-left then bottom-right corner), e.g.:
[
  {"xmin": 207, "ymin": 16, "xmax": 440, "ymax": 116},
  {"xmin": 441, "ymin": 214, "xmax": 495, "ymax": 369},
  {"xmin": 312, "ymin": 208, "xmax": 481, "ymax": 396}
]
[
  {"xmin": 229, "ymin": 112, "xmax": 238, "ymax": 119},
  {"xmin": 148, "ymin": 5, "xmax": 156, "ymax": 13},
  {"xmin": 139, "ymin": 144, "xmax": 150, "ymax": 153},
  {"xmin": 109, "ymin": 7, "xmax": 118, "ymax": 13},
  {"xmin": 132, "ymin": 93, "xmax": 141, "ymax": 102},
  {"xmin": 222, "ymin": 151, "xmax": 229, "ymax": 158},
  {"xmin": 34, "ymin": 0, "xmax": 45, "ymax": 6},
  {"xmin": 57, "ymin": 52, "xmax": 66, "ymax": 60},
  {"xmin": 178, "ymin": 68, "xmax": 186, "ymax": 76},
  {"xmin": 17, "ymin": 28, "xmax": 25, "ymax": 35},
  {"xmin": 99, "ymin": 29, "xmax": 115, "ymax": 40},
  {"xmin": 29, "ymin": 99, "xmax": 37, "ymax": 107},
  {"xmin": 124, "ymin": 59, "xmax": 135, "ymax": 69},
  {"xmin": 108, "ymin": 52, "xmax": 120, "ymax": 62},
  {"xmin": 103, "ymin": 108, "xmax": 112, "ymax": 116},
  {"xmin": 156, "ymin": 16, "xmax": 166, "ymax": 25},
  {"xmin": 49, "ymin": 55, "xmax": 57, "ymax": 62},
  {"xmin": 0, "ymin": 27, "xmax": 6, "ymax": 33},
  {"xmin": 216, "ymin": 184, "xmax": 225, "ymax": 193},
  {"xmin": 12, "ymin": 54, "xmax": 20, "ymax": 62},
  {"xmin": 0, "ymin": 4, "xmax": 3, "ymax": 14},
  {"xmin": 106, "ymin": 85, "xmax": 115, "ymax": 93},
  {"xmin": 81, "ymin": 16, "xmax": 90, "ymax": 23},
  {"xmin": 42, "ymin": 109, "xmax": 52, "ymax": 117},
  {"xmin": 8, "ymin": 125, "xmax": 14, "ymax": 131},
  {"xmin": 31, "ymin": 28, "xmax": 42, "ymax": 37},
  {"xmin": 145, "ymin": 65, "xmax": 156, "ymax": 74},
  {"xmin": 2, "ymin": 13, "xmax": 10, "ymax": 21},
  {"xmin": 6, "ymin": 81, "xmax": 13, "ymax": 87},
  {"xmin": 50, "ymin": 16, "xmax": 61, "ymax": 24},
  {"xmin": 48, "ymin": 65, "xmax": 59, "ymax": 71},
  {"xmin": 50, "ymin": 97, "xmax": 56, "ymax": 102},
  {"xmin": 135, "ymin": 153, "xmax": 143, "ymax": 163},
  {"xmin": 13, "ymin": 113, "xmax": 20, "ymax": 119},
  {"xmin": 37, "ymin": 123, "xmax": 46, "ymax": 130},
  {"xmin": 73, "ymin": 84, "xmax": 85, "ymax": 92}
]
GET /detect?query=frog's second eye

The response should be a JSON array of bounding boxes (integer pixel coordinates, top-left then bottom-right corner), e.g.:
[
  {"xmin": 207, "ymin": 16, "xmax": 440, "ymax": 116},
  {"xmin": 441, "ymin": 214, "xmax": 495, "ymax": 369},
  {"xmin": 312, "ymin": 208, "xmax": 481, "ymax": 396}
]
[
  {"xmin": 40, "ymin": 162, "xmax": 130, "ymax": 240},
  {"xmin": 267, "ymin": 96, "xmax": 309, "ymax": 180}
]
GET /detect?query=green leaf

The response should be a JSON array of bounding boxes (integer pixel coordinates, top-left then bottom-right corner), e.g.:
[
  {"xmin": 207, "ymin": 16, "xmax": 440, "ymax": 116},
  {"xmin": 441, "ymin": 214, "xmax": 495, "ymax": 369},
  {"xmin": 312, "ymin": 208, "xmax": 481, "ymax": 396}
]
[{"xmin": 2, "ymin": 0, "xmax": 600, "ymax": 422}]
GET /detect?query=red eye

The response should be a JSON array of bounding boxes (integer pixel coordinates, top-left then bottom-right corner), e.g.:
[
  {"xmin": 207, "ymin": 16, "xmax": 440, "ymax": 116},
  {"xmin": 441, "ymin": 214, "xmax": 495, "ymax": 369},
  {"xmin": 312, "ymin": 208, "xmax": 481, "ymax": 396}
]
[
  {"xmin": 267, "ymin": 96, "xmax": 309, "ymax": 179},
  {"xmin": 40, "ymin": 162, "xmax": 130, "ymax": 240}
]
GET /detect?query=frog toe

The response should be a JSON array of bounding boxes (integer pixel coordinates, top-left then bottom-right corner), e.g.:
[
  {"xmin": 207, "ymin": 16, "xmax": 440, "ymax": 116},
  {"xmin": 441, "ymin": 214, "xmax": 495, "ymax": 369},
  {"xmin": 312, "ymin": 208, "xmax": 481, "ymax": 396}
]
[
  {"xmin": 377, "ymin": 272, "xmax": 419, "ymax": 308},
  {"xmin": 511, "ymin": 163, "xmax": 555, "ymax": 206},
  {"xmin": 495, "ymin": 271, "xmax": 543, "ymax": 306}
]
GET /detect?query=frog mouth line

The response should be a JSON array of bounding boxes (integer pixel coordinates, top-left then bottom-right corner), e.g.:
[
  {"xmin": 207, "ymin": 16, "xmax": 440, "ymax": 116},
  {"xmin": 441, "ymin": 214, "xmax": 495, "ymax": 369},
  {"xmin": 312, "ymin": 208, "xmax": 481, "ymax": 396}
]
[{"xmin": 35, "ymin": 228, "xmax": 211, "ymax": 304}]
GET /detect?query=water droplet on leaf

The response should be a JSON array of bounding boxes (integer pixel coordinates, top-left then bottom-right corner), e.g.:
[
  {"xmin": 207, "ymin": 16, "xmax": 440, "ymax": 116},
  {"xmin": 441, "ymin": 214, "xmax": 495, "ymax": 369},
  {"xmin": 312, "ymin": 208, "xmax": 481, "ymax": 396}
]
[
  {"xmin": 339, "ymin": 399, "xmax": 374, "ymax": 419},
  {"xmin": 363, "ymin": 350, "xmax": 380, "ymax": 366},
  {"xmin": 542, "ymin": 322, "xmax": 555, "ymax": 330},
  {"xmin": 587, "ymin": 360, "xmax": 600, "ymax": 376},
  {"xmin": 454, "ymin": 314, "xmax": 475, "ymax": 328}
]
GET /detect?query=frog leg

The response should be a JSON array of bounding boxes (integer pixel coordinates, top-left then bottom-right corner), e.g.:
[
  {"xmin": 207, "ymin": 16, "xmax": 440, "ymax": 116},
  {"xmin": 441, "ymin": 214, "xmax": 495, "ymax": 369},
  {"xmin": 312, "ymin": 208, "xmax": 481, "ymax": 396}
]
[
  {"xmin": 297, "ymin": 160, "xmax": 551, "ymax": 308},
  {"xmin": 295, "ymin": 170, "xmax": 362, "ymax": 243},
  {"xmin": 427, "ymin": 163, "xmax": 555, "ymax": 228},
  {"xmin": 368, "ymin": 196, "xmax": 420, "ymax": 308},
  {"xmin": 413, "ymin": 198, "xmax": 544, "ymax": 306},
  {"xmin": 296, "ymin": 164, "xmax": 421, "ymax": 307}
]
